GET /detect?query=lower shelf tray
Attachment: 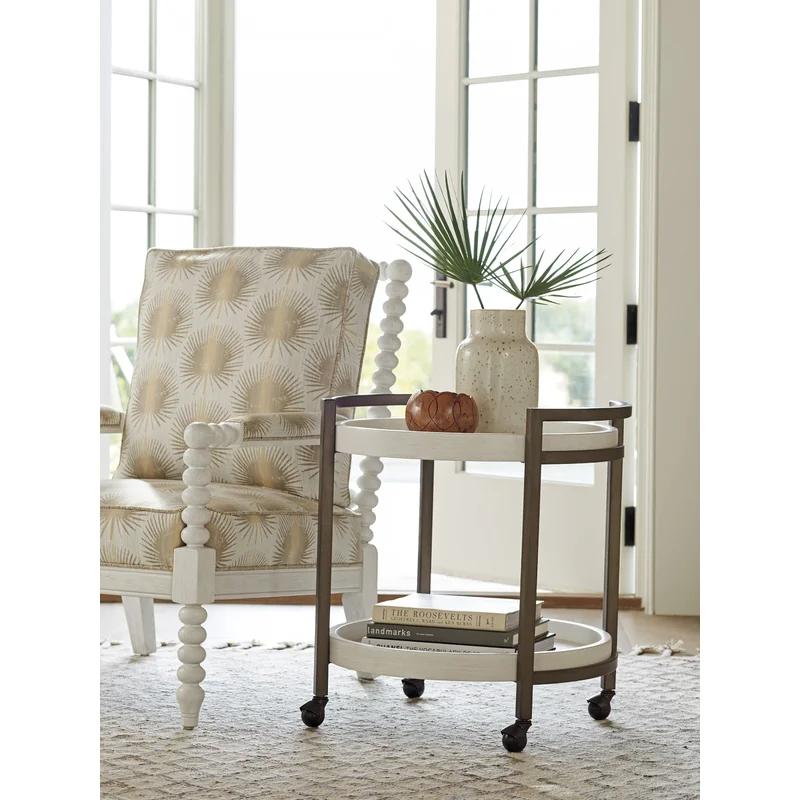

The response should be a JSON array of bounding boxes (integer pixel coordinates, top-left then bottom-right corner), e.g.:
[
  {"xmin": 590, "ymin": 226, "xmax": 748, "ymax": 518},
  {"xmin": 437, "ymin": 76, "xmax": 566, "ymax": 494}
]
[{"xmin": 329, "ymin": 619, "xmax": 613, "ymax": 683}]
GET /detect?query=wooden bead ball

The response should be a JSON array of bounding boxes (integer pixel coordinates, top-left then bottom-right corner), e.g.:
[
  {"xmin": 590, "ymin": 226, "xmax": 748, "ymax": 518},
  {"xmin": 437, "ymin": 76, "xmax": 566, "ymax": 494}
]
[{"xmin": 405, "ymin": 390, "xmax": 479, "ymax": 433}]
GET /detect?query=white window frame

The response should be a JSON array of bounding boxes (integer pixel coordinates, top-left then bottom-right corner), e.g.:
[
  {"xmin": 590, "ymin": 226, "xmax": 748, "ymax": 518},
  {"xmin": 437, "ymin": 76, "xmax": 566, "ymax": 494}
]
[
  {"xmin": 100, "ymin": 0, "xmax": 233, "ymax": 408},
  {"xmin": 434, "ymin": 0, "xmax": 632, "ymax": 386},
  {"xmin": 461, "ymin": 1, "xmax": 609, "ymax": 484},
  {"xmin": 100, "ymin": 0, "xmax": 233, "ymax": 478},
  {"xmin": 635, "ymin": 0, "xmax": 699, "ymax": 615},
  {"xmin": 432, "ymin": 0, "xmax": 640, "ymax": 596},
  {"xmin": 97, "ymin": 1, "xmax": 684, "ymax": 612}
]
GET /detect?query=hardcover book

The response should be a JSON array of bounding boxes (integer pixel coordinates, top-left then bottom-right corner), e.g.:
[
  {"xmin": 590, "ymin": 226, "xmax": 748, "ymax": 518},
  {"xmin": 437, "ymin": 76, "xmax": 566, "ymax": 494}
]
[
  {"xmin": 365, "ymin": 619, "xmax": 550, "ymax": 648},
  {"xmin": 362, "ymin": 631, "xmax": 557, "ymax": 654},
  {"xmin": 371, "ymin": 593, "xmax": 542, "ymax": 631}
]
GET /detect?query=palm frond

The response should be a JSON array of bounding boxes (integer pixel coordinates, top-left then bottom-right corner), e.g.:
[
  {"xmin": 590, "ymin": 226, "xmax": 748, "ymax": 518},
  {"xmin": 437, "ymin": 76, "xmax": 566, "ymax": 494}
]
[
  {"xmin": 490, "ymin": 248, "xmax": 612, "ymax": 309},
  {"xmin": 386, "ymin": 171, "xmax": 610, "ymax": 308}
]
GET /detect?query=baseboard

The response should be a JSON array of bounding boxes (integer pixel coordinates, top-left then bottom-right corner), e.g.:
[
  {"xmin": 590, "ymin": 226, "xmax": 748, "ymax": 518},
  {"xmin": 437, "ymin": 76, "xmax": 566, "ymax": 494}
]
[{"xmin": 100, "ymin": 592, "xmax": 642, "ymax": 610}]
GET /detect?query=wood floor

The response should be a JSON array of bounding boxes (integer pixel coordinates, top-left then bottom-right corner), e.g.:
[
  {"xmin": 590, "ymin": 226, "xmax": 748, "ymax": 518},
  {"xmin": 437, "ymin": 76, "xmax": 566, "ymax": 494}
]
[
  {"xmin": 100, "ymin": 603, "xmax": 699, "ymax": 655},
  {"xmin": 544, "ymin": 608, "xmax": 699, "ymax": 654}
]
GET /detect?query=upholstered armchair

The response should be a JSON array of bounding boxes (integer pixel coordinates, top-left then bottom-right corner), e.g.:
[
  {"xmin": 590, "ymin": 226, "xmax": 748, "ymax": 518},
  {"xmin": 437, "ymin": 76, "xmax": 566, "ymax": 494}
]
[{"xmin": 100, "ymin": 246, "xmax": 411, "ymax": 729}]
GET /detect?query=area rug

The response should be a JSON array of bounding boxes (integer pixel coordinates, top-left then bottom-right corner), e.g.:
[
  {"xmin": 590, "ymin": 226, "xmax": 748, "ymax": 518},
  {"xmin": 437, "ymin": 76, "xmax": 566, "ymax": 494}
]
[{"xmin": 101, "ymin": 645, "xmax": 699, "ymax": 800}]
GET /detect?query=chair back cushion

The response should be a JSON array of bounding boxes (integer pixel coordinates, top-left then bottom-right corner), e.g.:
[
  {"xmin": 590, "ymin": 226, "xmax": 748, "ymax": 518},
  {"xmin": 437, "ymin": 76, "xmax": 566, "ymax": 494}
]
[{"xmin": 115, "ymin": 246, "xmax": 379, "ymax": 507}]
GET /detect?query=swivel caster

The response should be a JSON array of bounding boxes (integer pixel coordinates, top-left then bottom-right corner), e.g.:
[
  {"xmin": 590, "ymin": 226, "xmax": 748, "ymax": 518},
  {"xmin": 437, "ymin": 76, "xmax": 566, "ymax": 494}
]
[
  {"xmin": 587, "ymin": 689, "xmax": 614, "ymax": 720},
  {"xmin": 401, "ymin": 678, "xmax": 425, "ymax": 699},
  {"xmin": 300, "ymin": 695, "xmax": 328, "ymax": 727},
  {"xmin": 501, "ymin": 719, "xmax": 531, "ymax": 752}
]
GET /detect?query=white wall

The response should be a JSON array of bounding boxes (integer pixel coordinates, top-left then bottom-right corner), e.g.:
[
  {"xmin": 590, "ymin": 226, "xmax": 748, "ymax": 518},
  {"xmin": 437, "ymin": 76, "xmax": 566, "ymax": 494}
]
[{"xmin": 648, "ymin": 0, "xmax": 700, "ymax": 615}]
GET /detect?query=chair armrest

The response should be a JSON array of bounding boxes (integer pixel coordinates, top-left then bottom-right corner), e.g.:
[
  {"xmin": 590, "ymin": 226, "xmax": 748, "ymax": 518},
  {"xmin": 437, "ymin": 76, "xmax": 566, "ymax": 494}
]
[
  {"xmin": 100, "ymin": 405, "xmax": 125, "ymax": 434},
  {"xmin": 178, "ymin": 412, "xmax": 343, "ymax": 549},
  {"xmin": 183, "ymin": 412, "xmax": 350, "ymax": 453},
  {"xmin": 223, "ymin": 412, "xmax": 350, "ymax": 445}
]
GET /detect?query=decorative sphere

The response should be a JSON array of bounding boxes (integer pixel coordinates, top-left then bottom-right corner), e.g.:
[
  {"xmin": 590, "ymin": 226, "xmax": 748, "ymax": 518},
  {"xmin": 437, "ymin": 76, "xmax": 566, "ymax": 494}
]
[{"xmin": 405, "ymin": 390, "xmax": 479, "ymax": 433}]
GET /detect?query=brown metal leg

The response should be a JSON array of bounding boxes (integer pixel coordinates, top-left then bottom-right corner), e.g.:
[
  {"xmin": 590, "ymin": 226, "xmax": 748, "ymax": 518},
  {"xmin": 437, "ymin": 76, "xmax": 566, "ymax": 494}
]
[
  {"xmin": 417, "ymin": 460, "xmax": 434, "ymax": 594},
  {"xmin": 588, "ymin": 416, "xmax": 625, "ymax": 721},
  {"xmin": 401, "ymin": 460, "xmax": 435, "ymax": 701},
  {"xmin": 300, "ymin": 397, "xmax": 338, "ymax": 728},
  {"xmin": 502, "ymin": 409, "xmax": 543, "ymax": 753}
]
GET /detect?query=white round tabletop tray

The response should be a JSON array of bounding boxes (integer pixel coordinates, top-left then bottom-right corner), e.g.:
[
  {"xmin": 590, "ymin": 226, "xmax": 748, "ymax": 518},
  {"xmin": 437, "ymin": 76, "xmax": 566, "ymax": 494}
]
[
  {"xmin": 329, "ymin": 619, "xmax": 612, "ymax": 683},
  {"xmin": 335, "ymin": 418, "xmax": 618, "ymax": 461}
]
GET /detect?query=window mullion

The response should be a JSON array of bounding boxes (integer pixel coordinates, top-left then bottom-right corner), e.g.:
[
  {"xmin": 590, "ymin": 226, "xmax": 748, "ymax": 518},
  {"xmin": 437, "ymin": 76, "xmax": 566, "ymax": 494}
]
[
  {"xmin": 110, "ymin": 67, "xmax": 199, "ymax": 88},
  {"xmin": 193, "ymin": 0, "xmax": 202, "ymax": 246},
  {"xmin": 197, "ymin": 0, "xmax": 235, "ymax": 246},
  {"xmin": 147, "ymin": 0, "xmax": 157, "ymax": 247},
  {"xmin": 528, "ymin": 0, "xmax": 539, "ymax": 340}
]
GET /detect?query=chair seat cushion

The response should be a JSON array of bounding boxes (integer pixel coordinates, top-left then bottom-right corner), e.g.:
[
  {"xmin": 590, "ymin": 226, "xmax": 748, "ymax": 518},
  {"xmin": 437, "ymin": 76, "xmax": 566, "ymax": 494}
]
[{"xmin": 100, "ymin": 479, "xmax": 361, "ymax": 571}]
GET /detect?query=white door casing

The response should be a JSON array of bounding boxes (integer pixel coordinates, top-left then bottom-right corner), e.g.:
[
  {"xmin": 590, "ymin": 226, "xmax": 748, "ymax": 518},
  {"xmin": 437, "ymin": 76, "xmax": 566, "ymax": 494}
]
[{"xmin": 431, "ymin": 0, "xmax": 638, "ymax": 593}]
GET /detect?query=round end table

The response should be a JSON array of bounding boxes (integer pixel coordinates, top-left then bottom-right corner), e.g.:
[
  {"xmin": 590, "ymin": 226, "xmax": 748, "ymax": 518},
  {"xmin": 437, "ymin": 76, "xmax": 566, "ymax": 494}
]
[{"xmin": 300, "ymin": 393, "xmax": 632, "ymax": 752}]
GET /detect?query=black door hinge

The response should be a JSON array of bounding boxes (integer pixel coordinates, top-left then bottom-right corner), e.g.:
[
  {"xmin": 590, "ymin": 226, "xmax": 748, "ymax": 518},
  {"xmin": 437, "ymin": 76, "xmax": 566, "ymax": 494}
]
[
  {"xmin": 628, "ymin": 101, "xmax": 640, "ymax": 142},
  {"xmin": 624, "ymin": 507, "xmax": 636, "ymax": 547},
  {"xmin": 626, "ymin": 304, "xmax": 638, "ymax": 345}
]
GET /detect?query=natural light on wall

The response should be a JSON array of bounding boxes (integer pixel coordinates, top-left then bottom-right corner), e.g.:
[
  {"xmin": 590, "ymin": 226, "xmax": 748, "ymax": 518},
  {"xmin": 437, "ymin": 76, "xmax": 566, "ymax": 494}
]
[
  {"xmin": 235, "ymin": 0, "xmax": 436, "ymax": 591},
  {"xmin": 234, "ymin": 0, "xmax": 435, "ymax": 396}
]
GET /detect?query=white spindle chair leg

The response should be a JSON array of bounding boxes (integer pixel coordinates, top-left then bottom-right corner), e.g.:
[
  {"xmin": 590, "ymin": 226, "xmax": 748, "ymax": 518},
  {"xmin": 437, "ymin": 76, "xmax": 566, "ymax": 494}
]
[
  {"xmin": 176, "ymin": 604, "xmax": 208, "ymax": 728},
  {"xmin": 121, "ymin": 595, "xmax": 157, "ymax": 655},
  {"xmin": 173, "ymin": 421, "xmax": 239, "ymax": 729}
]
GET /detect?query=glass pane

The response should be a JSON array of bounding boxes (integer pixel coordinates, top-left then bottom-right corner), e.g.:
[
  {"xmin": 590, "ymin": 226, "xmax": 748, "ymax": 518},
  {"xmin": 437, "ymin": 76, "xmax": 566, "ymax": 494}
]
[
  {"xmin": 155, "ymin": 213, "xmax": 195, "ymax": 248},
  {"xmin": 533, "ymin": 213, "xmax": 597, "ymax": 344},
  {"xmin": 156, "ymin": 0, "xmax": 196, "ymax": 79},
  {"xmin": 468, "ymin": 0, "xmax": 529, "ymax": 78},
  {"xmin": 465, "ymin": 460, "xmax": 524, "ymax": 478},
  {"xmin": 465, "ymin": 213, "xmax": 532, "ymax": 316},
  {"xmin": 465, "ymin": 459, "xmax": 592, "ymax": 483},
  {"xmin": 111, "ymin": 75, "xmax": 149, "ymax": 205},
  {"xmin": 156, "ymin": 82, "xmax": 195, "ymax": 209},
  {"xmin": 539, "ymin": 350, "xmax": 595, "ymax": 407},
  {"xmin": 468, "ymin": 81, "xmax": 528, "ymax": 208},
  {"xmin": 112, "ymin": 0, "xmax": 149, "ymax": 70},
  {"xmin": 541, "ymin": 462, "xmax": 593, "ymax": 484},
  {"xmin": 466, "ymin": 281, "xmax": 514, "ymax": 317},
  {"xmin": 111, "ymin": 345, "xmax": 137, "ymax": 410},
  {"xmin": 535, "ymin": 73, "xmax": 598, "ymax": 207},
  {"xmin": 110, "ymin": 211, "xmax": 148, "ymax": 334},
  {"xmin": 108, "ymin": 432, "xmax": 122, "ymax": 475},
  {"xmin": 536, "ymin": 0, "xmax": 599, "ymax": 71}
]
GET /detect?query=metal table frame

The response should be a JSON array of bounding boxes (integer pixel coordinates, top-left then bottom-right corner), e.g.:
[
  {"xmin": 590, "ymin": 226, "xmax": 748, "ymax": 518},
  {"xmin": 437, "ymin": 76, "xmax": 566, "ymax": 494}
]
[{"xmin": 301, "ymin": 393, "xmax": 632, "ymax": 752}]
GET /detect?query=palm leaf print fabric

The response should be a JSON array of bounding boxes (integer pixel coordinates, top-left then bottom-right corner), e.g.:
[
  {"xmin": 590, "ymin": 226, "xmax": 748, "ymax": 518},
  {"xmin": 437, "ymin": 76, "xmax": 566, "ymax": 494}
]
[
  {"xmin": 102, "ymin": 246, "xmax": 379, "ymax": 571},
  {"xmin": 100, "ymin": 479, "xmax": 361, "ymax": 570}
]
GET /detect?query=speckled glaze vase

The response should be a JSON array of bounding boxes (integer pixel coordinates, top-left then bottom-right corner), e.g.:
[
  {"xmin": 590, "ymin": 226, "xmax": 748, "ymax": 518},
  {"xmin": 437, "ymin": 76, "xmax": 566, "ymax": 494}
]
[{"xmin": 455, "ymin": 309, "xmax": 539, "ymax": 434}]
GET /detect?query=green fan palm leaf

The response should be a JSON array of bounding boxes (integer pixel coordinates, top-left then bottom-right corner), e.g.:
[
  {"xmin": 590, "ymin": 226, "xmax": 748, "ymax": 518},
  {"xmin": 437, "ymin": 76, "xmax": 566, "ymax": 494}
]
[{"xmin": 386, "ymin": 171, "xmax": 610, "ymax": 309}]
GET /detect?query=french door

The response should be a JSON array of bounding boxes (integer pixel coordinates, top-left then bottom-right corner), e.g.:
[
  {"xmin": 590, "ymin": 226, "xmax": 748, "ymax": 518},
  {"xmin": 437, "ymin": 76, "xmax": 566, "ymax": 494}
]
[{"xmin": 431, "ymin": 0, "xmax": 638, "ymax": 593}]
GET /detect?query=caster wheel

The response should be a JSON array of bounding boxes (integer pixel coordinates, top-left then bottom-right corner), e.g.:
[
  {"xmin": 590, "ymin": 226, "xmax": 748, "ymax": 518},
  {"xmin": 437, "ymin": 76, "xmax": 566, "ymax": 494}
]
[
  {"xmin": 300, "ymin": 696, "xmax": 328, "ymax": 727},
  {"xmin": 587, "ymin": 690, "xmax": 614, "ymax": 720},
  {"xmin": 402, "ymin": 678, "xmax": 425, "ymax": 698},
  {"xmin": 501, "ymin": 719, "xmax": 531, "ymax": 752}
]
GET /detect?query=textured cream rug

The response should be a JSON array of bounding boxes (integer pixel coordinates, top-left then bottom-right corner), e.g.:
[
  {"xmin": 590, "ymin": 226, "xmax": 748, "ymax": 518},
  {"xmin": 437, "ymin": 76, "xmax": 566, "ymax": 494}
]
[{"xmin": 101, "ymin": 644, "xmax": 699, "ymax": 800}]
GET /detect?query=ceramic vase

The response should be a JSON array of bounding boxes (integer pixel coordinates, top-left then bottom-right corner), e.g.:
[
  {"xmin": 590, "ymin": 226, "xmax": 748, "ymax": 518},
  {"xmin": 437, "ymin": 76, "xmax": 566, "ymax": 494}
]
[{"xmin": 455, "ymin": 309, "xmax": 539, "ymax": 434}]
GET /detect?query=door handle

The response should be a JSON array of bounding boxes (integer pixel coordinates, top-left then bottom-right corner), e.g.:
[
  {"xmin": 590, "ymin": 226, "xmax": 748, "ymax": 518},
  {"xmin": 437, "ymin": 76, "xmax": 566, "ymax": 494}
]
[{"xmin": 432, "ymin": 272, "xmax": 449, "ymax": 338}]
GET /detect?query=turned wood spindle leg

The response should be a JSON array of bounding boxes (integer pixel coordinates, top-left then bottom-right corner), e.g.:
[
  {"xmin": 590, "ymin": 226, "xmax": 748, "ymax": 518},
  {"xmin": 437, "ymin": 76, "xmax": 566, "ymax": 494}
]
[
  {"xmin": 174, "ymin": 421, "xmax": 238, "ymax": 730},
  {"xmin": 176, "ymin": 604, "xmax": 208, "ymax": 729}
]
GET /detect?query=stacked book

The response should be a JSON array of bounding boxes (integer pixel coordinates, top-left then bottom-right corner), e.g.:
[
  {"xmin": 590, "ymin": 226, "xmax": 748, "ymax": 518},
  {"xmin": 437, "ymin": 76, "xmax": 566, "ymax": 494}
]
[{"xmin": 363, "ymin": 593, "xmax": 555, "ymax": 654}]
